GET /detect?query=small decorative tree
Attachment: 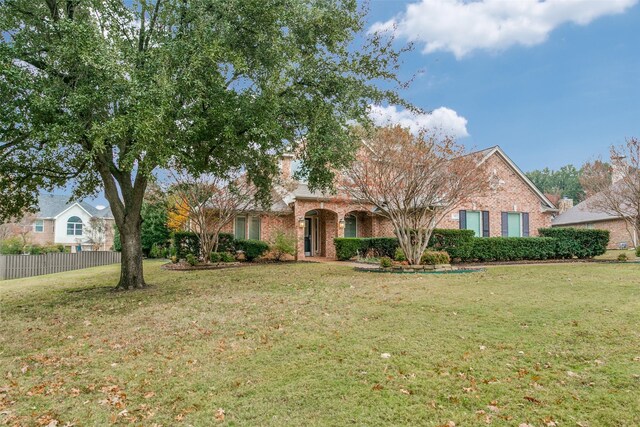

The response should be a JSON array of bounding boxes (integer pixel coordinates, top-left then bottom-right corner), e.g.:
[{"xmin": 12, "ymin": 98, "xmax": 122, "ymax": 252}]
[
  {"xmin": 87, "ymin": 217, "xmax": 111, "ymax": 251},
  {"xmin": 168, "ymin": 168, "xmax": 255, "ymax": 263},
  {"xmin": 341, "ymin": 126, "xmax": 488, "ymax": 265},
  {"xmin": 581, "ymin": 138, "xmax": 640, "ymax": 246}
]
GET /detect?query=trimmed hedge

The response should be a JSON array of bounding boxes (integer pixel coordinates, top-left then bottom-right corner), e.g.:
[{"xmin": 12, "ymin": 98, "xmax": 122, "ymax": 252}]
[
  {"xmin": 173, "ymin": 232, "xmax": 238, "ymax": 259},
  {"xmin": 428, "ymin": 229, "xmax": 475, "ymax": 260},
  {"xmin": 334, "ymin": 237, "xmax": 401, "ymax": 260},
  {"xmin": 235, "ymin": 239, "xmax": 269, "ymax": 261},
  {"xmin": 334, "ymin": 238, "xmax": 363, "ymax": 261},
  {"xmin": 172, "ymin": 231, "xmax": 200, "ymax": 259},
  {"xmin": 461, "ymin": 237, "xmax": 558, "ymax": 262},
  {"xmin": 539, "ymin": 228, "xmax": 609, "ymax": 259},
  {"xmin": 363, "ymin": 238, "xmax": 399, "ymax": 258}
]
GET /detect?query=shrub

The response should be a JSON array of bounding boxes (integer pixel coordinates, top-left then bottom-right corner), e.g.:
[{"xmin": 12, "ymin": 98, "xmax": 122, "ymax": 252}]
[
  {"xmin": 636, "ymin": 246, "xmax": 640, "ymax": 258},
  {"xmin": 209, "ymin": 252, "xmax": 222, "ymax": 263},
  {"xmin": 364, "ymin": 238, "xmax": 399, "ymax": 258},
  {"xmin": 235, "ymin": 239, "xmax": 269, "ymax": 261},
  {"xmin": 462, "ymin": 237, "xmax": 558, "ymax": 262},
  {"xmin": 185, "ymin": 253, "xmax": 197, "ymax": 266},
  {"xmin": 27, "ymin": 245, "xmax": 43, "ymax": 255},
  {"xmin": 428, "ymin": 229, "xmax": 475, "ymax": 260},
  {"xmin": 170, "ymin": 255, "xmax": 178, "ymax": 264},
  {"xmin": 0, "ymin": 237, "xmax": 24, "ymax": 254},
  {"xmin": 271, "ymin": 231, "xmax": 296, "ymax": 261},
  {"xmin": 379, "ymin": 256, "xmax": 393, "ymax": 268},
  {"xmin": 149, "ymin": 243, "xmax": 162, "ymax": 259},
  {"xmin": 539, "ymin": 228, "xmax": 609, "ymax": 259},
  {"xmin": 217, "ymin": 233, "xmax": 236, "ymax": 253},
  {"xmin": 172, "ymin": 231, "xmax": 200, "ymax": 259},
  {"xmin": 334, "ymin": 238, "xmax": 364, "ymax": 261},
  {"xmin": 220, "ymin": 252, "xmax": 235, "ymax": 262},
  {"xmin": 617, "ymin": 253, "xmax": 628, "ymax": 262},
  {"xmin": 421, "ymin": 250, "xmax": 451, "ymax": 265},
  {"xmin": 394, "ymin": 247, "xmax": 406, "ymax": 262}
]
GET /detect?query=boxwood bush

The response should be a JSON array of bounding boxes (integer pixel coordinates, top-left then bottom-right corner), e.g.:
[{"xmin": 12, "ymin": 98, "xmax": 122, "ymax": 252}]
[
  {"xmin": 363, "ymin": 238, "xmax": 399, "ymax": 258},
  {"xmin": 334, "ymin": 238, "xmax": 364, "ymax": 261},
  {"xmin": 235, "ymin": 239, "xmax": 269, "ymax": 261},
  {"xmin": 428, "ymin": 229, "xmax": 475, "ymax": 260},
  {"xmin": 538, "ymin": 228, "xmax": 609, "ymax": 259},
  {"xmin": 172, "ymin": 231, "xmax": 200, "ymax": 259},
  {"xmin": 421, "ymin": 250, "xmax": 451, "ymax": 265},
  {"xmin": 461, "ymin": 237, "xmax": 558, "ymax": 262}
]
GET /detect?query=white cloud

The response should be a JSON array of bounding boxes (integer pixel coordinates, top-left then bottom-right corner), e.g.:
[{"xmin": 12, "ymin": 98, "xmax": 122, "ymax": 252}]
[
  {"xmin": 371, "ymin": 0, "xmax": 638, "ymax": 58},
  {"xmin": 369, "ymin": 105, "xmax": 469, "ymax": 138}
]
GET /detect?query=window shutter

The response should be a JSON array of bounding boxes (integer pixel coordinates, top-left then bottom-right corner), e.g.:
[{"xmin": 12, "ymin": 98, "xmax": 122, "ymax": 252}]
[
  {"xmin": 459, "ymin": 210, "xmax": 466, "ymax": 229},
  {"xmin": 482, "ymin": 211, "xmax": 490, "ymax": 237},
  {"xmin": 522, "ymin": 212, "xmax": 530, "ymax": 237},
  {"xmin": 501, "ymin": 212, "xmax": 508, "ymax": 237}
]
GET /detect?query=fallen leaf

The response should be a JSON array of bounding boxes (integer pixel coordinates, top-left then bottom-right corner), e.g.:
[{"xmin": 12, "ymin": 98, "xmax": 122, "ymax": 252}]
[
  {"xmin": 371, "ymin": 383, "xmax": 383, "ymax": 391},
  {"xmin": 523, "ymin": 396, "xmax": 541, "ymax": 405},
  {"xmin": 381, "ymin": 353, "xmax": 391, "ymax": 359},
  {"xmin": 214, "ymin": 408, "xmax": 225, "ymax": 422},
  {"xmin": 144, "ymin": 391, "xmax": 155, "ymax": 399}
]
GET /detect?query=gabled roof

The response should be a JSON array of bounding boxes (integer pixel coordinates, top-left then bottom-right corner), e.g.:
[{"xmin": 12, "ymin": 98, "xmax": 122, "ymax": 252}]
[
  {"xmin": 477, "ymin": 146, "xmax": 557, "ymax": 211},
  {"xmin": 551, "ymin": 197, "xmax": 620, "ymax": 226},
  {"xmin": 37, "ymin": 194, "xmax": 114, "ymax": 219},
  {"xmin": 278, "ymin": 146, "xmax": 558, "ymax": 211}
]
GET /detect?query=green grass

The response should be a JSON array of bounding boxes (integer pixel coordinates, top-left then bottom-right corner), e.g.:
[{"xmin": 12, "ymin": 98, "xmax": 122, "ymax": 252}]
[
  {"xmin": 595, "ymin": 249, "xmax": 639, "ymax": 261},
  {"xmin": 1, "ymin": 261, "xmax": 639, "ymax": 426}
]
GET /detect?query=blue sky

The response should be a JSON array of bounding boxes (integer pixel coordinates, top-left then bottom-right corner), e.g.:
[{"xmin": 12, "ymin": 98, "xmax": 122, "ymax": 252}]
[{"xmin": 364, "ymin": 0, "xmax": 640, "ymax": 171}]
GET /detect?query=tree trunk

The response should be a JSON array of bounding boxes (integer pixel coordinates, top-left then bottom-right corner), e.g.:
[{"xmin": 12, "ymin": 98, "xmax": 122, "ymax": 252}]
[{"xmin": 116, "ymin": 220, "xmax": 146, "ymax": 290}]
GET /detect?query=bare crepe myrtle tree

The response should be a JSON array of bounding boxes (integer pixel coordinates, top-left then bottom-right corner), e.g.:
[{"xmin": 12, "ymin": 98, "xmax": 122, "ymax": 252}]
[
  {"xmin": 341, "ymin": 126, "xmax": 489, "ymax": 265},
  {"xmin": 167, "ymin": 168, "xmax": 256, "ymax": 262},
  {"xmin": 581, "ymin": 138, "xmax": 640, "ymax": 245}
]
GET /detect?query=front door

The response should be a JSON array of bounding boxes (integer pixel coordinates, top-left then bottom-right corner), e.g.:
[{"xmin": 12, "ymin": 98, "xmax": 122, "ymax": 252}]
[{"xmin": 304, "ymin": 218, "xmax": 312, "ymax": 256}]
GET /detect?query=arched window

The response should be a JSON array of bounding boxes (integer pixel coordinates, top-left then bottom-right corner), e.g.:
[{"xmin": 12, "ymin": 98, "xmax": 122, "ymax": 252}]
[{"xmin": 67, "ymin": 216, "xmax": 83, "ymax": 236}]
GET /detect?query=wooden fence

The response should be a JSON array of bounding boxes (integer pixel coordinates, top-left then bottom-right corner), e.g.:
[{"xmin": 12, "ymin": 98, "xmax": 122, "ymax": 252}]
[{"xmin": 0, "ymin": 251, "xmax": 121, "ymax": 281}]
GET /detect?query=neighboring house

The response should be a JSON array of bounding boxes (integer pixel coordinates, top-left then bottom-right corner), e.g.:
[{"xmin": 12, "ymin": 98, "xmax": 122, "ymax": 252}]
[
  {"xmin": 221, "ymin": 146, "xmax": 558, "ymax": 260},
  {"xmin": 552, "ymin": 196, "xmax": 636, "ymax": 249},
  {"xmin": 3, "ymin": 194, "xmax": 116, "ymax": 252}
]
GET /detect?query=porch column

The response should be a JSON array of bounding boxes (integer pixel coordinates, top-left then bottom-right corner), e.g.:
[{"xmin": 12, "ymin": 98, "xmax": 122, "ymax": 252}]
[{"xmin": 294, "ymin": 205, "xmax": 304, "ymax": 261}]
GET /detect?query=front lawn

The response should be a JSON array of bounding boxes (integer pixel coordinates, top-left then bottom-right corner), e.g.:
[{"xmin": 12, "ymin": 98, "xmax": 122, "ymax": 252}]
[{"xmin": 1, "ymin": 262, "xmax": 639, "ymax": 426}]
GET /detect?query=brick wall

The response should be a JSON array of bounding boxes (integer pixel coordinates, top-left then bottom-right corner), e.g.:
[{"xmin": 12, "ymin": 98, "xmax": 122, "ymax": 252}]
[
  {"xmin": 437, "ymin": 153, "xmax": 553, "ymax": 236},
  {"xmin": 30, "ymin": 219, "xmax": 56, "ymax": 245},
  {"xmin": 563, "ymin": 219, "xmax": 636, "ymax": 249}
]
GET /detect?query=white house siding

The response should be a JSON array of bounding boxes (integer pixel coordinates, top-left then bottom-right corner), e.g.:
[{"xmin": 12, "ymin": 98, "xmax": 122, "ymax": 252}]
[{"xmin": 53, "ymin": 204, "xmax": 95, "ymax": 250}]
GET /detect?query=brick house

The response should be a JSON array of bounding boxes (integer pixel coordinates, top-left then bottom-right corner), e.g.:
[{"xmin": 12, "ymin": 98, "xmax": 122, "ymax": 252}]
[
  {"xmin": 222, "ymin": 146, "xmax": 558, "ymax": 260},
  {"xmin": 2, "ymin": 194, "xmax": 116, "ymax": 252},
  {"xmin": 552, "ymin": 198, "xmax": 637, "ymax": 249}
]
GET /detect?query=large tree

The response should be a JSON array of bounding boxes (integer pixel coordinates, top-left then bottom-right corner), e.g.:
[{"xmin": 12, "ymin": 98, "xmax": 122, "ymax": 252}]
[
  {"xmin": 581, "ymin": 138, "xmax": 640, "ymax": 246},
  {"xmin": 0, "ymin": 0, "xmax": 406, "ymax": 289},
  {"xmin": 341, "ymin": 126, "xmax": 488, "ymax": 265}
]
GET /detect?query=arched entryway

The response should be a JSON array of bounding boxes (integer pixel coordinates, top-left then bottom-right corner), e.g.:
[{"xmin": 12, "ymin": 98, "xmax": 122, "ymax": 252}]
[{"xmin": 302, "ymin": 209, "xmax": 338, "ymax": 258}]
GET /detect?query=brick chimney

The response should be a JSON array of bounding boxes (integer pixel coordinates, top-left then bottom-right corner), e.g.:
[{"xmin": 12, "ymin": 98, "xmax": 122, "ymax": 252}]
[
  {"xmin": 558, "ymin": 196, "xmax": 574, "ymax": 214},
  {"xmin": 279, "ymin": 154, "xmax": 294, "ymax": 181}
]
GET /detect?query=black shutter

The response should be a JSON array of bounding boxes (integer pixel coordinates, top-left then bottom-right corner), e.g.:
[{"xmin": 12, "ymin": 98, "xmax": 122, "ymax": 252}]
[
  {"xmin": 522, "ymin": 212, "xmax": 530, "ymax": 237},
  {"xmin": 459, "ymin": 210, "xmax": 466, "ymax": 229},
  {"xmin": 501, "ymin": 212, "xmax": 508, "ymax": 237},
  {"xmin": 482, "ymin": 211, "xmax": 490, "ymax": 237}
]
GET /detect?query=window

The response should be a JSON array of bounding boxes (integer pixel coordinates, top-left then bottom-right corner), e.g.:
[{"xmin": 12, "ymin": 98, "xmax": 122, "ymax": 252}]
[
  {"xmin": 66, "ymin": 216, "xmax": 83, "ymax": 236},
  {"xmin": 34, "ymin": 220, "xmax": 44, "ymax": 233},
  {"xmin": 234, "ymin": 216, "xmax": 247, "ymax": 240},
  {"xmin": 344, "ymin": 214, "xmax": 357, "ymax": 238},
  {"xmin": 249, "ymin": 216, "xmax": 261, "ymax": 240},
  {"xmin": 507, "ymin": 212, "xmax": 521, "ymax": 237},
  {"xmin": 459, "ymin": 210, "xmax": 489, "ymax": 237},
  {"xmin": 466, "ymin": 211, "xmax": 482, "ymax": 237}
]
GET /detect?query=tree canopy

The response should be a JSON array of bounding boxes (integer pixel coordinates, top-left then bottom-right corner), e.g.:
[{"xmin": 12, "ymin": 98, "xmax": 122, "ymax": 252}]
[
  {"xmin": 526, "ymin": 164, "xmax": 585, "ymax": 202},
  {"xmin": 0, "ymin": 0, "xmax": 408, "ymax": 288}
]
